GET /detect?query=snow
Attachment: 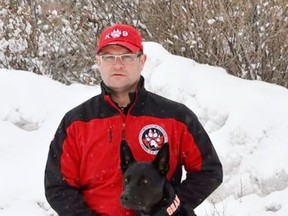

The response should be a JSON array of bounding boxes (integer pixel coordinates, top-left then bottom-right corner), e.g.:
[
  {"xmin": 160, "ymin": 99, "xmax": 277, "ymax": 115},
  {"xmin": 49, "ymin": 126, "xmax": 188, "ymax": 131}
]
[{"xmin": 1, "ymin": 42, "xmax": 288, "ymax": 216}]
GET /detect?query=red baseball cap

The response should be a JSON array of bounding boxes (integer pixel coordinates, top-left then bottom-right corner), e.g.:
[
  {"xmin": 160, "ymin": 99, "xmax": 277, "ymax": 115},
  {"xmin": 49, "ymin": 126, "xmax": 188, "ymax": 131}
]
[{"xmin": 96, "ymin": 24, "xmax": 143, "ymax": 54}]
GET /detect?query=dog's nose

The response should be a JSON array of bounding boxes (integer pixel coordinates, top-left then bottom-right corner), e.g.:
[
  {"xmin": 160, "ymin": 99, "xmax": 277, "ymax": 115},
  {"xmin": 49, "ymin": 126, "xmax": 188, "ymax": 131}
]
[{"xmin": 120, "ymin": 193, "xmax": 130, "ymax": 201}]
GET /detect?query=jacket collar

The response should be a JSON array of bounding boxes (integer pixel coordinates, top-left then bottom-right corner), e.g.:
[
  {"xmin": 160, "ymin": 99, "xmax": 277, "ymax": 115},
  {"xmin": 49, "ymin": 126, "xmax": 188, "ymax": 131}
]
[
  {"xmin": 100, "ymin": 76, "xmax": 145, "ymax": 112},
  {"xmin": 100, "ymin": 75, "xmax": 145, "ymax": 96}
]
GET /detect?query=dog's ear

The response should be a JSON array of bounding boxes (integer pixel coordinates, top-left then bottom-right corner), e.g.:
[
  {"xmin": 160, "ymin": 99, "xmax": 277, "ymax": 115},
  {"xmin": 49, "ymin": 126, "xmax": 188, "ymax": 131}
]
[
  {"xmin": 120, "ymin": 140, "xmax": 136, "ymax": 173},
  {"xmin": 152, "ymin": 143, "xmax": 170, "ymax": 176}
]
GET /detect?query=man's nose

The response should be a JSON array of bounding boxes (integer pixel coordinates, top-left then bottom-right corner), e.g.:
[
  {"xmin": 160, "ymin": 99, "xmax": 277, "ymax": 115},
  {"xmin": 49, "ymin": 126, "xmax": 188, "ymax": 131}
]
[{"xmin": 112, "ymin": 57, "xmax": 125, "ymax": 68}]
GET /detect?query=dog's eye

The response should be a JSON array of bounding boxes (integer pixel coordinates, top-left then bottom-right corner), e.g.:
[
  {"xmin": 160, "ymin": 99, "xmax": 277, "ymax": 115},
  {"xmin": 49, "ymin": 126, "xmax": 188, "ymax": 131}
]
[
  {"xmin": 139, "ymin": 176, "xmax": 150, "ymax": 185},
  {"xmin": 124, "ymin": 176, "xmax": 130, "ymax": 184}
]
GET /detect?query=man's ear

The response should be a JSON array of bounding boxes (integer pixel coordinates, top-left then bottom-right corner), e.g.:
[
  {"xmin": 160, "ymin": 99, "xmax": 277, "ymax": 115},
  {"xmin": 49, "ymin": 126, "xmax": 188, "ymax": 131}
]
[
  {"xmin": 95, "ymin": 55, "xmax": 100, "ymax": 65},
  {"xmin": 139, "ymin": 54, "xmax": 147, "ymax": 68},
  {"xmin": 152, "ymin": 143, "xmax": 170, "ymax": 176},
  {"xmin": 120, "ymin": 140, "xmax": 136, "ymax": 173}
]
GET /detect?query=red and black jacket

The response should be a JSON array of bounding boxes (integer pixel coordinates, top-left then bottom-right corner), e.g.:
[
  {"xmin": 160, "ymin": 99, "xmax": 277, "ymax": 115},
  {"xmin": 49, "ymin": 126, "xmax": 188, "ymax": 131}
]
[{"xmin": 44, "ymin": 76, "xmax": 223, "ymax": 216}]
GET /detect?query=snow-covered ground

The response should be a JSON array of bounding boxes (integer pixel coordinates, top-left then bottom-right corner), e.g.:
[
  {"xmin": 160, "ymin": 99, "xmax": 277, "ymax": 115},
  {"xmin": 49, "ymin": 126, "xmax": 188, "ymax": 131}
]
[{"xmin": 1, "ymin": 42, "xmax": 288, "ymax": 216}]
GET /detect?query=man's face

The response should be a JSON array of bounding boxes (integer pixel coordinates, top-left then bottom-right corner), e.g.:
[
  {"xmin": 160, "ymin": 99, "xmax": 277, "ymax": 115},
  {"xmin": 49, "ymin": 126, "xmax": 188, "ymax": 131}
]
[{"xmin": 96, "ymin": 45, "xmax": 146, "ymax": 93}]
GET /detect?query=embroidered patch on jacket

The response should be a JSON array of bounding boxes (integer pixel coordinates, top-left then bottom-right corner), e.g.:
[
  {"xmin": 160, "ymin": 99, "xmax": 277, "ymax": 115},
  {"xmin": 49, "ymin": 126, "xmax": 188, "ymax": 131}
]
[{"xmin": 139, "ymin": 124, "xmax": 168, "ymax": 155}]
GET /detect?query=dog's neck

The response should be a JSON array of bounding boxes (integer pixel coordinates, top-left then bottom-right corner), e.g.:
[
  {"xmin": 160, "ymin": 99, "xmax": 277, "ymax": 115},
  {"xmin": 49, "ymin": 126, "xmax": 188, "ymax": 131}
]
[{"xmin": 138, "ymin": 181, "xmax": 181, "ymax": 216}]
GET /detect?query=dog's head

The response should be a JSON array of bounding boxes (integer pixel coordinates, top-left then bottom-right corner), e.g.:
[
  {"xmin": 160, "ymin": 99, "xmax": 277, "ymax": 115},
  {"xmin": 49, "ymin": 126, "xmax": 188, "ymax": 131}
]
[{"xmin": 120, "ymin": 140, "xmax": 170, "ymax": 212}]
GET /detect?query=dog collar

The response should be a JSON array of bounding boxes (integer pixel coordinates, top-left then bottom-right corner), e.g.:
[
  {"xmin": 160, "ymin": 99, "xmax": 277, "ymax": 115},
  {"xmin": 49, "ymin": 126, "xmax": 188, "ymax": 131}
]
[
  {"xmin": 166, "ymin": 195, "xmax": 181, "ymax": 215},
  {"xmin": 151, "ymin": 194, "xmax": 181, "ymax": 216}
]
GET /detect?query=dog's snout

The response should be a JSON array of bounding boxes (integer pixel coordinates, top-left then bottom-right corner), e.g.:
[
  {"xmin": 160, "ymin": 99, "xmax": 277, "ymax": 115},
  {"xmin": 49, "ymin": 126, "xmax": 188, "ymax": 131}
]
[
  {"xmin": 121, "ymin": 193, "xmax": 129, "ymax": 201},
  {"xmin": 121, "ymin": 193, "xmax": 140, "ymax": 208}
]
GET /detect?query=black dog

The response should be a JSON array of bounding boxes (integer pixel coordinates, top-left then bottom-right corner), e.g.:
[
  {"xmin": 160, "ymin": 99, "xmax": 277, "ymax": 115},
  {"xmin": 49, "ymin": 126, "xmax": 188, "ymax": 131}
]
[{"xmin": 120, "ymin": 140, "xmax": 191, "ymax": 216}]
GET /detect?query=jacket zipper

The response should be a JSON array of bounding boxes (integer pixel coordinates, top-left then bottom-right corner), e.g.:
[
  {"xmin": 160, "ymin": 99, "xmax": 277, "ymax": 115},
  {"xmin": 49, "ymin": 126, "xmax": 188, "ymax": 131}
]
[
  {"xmin": 104, "ymin": 92, "xmax": 138, "ymax": 143},
  {"xmin": 104, "ymin": 95, "xmax": 128, "ymax": 142},
  {"xmin": 108, "ymin": 126, "xmax": 113, "ymax": 142},
  {"xmin": 121, "ymin": 122, "xmax": 126, "ymax": 140}
]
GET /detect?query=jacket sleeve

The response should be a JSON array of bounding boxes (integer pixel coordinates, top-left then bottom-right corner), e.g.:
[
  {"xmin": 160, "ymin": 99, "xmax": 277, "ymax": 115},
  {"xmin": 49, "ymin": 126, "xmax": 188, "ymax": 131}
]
[
  {"xmin": 44, "ymin": 116, "xmax": 97, "ymax": 216},
  {"xmin": 175, "ymin": 107, "xmax": 223, "ymax": 209}
]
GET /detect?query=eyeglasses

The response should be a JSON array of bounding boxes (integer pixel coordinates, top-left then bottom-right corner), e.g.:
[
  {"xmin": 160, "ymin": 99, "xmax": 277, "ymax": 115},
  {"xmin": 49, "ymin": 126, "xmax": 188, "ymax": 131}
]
[{"xmin": 99, "ymin": 53, "xmax": 142, "ymax": 64}]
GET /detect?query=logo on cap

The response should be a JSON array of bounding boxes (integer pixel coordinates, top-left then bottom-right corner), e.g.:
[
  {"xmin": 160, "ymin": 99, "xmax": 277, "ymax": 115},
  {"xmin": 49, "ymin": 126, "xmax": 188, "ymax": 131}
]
[{"xmin": 104, "ymin": 29, "xmax": 129, "ymax": 40}]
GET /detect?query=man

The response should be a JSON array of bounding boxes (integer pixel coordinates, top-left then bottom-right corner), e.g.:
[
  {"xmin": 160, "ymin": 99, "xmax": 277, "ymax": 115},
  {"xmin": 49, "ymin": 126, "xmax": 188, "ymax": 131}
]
[{"xmin": 44, "ymin": 24, "xmax": 223, "ymax": 216}]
